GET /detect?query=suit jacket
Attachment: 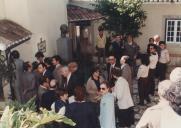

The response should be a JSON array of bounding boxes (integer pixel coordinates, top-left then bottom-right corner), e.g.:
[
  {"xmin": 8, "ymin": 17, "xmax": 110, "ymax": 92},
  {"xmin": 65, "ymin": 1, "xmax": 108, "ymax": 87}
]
[
  {"xmin": 41, "ymin": 89, "xmax": 58, "ymax": 110},
  {"xmin": 107, "ymin": 62, "xmax": 120, "ymax": 87},
  {"xmin": 66, "ymin": 102, "xmax": 100, "ymax": 128},
  {"xmin": 63, "ymin": 73, "xmax": 83, "ymax": 97},
  {"xmin": 22, "ymin": 71, "xmax": 36, "ymax": 103},
  {"xmin": 121, "ymin": 64, "xmax": 133, "ymax": 93},
  {"xmin": 53, "ymin": 64, "xmax": 63, "ymax": 88}
]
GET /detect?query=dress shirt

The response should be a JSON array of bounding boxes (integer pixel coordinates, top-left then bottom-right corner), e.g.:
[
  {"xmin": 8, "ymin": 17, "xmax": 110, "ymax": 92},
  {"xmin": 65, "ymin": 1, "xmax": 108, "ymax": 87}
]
[
  {"xmin": 149, "ymin": 53, "xmax": 158, "ymax": 69},
  {"xmin": 137, "ymin": 65, "xmax": 149, "ymax": 79},
  {"xmin": 136, "ymin": 99, "xmax": 169, "ymax": 128},
  {"xmin": 159, "ymin": 49, "xmax": 170, "ymax": 64}
]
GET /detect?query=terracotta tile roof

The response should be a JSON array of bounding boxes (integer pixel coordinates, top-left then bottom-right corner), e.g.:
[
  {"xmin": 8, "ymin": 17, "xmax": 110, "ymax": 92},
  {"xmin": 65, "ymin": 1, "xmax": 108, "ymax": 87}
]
[
  {"xmin": 67, "ymin": 4, "xmax": 103, "ymax": 22},
  {"xmin": 0, "ymin": 19, "xmax": 32, "ymax": 50}
]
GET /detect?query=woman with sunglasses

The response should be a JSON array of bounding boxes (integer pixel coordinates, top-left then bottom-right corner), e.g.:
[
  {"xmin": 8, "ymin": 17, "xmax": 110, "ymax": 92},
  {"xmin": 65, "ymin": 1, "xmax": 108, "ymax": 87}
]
[{"xmin": 99, "ymin": 81, "xmax": 116, "ymax": 128}]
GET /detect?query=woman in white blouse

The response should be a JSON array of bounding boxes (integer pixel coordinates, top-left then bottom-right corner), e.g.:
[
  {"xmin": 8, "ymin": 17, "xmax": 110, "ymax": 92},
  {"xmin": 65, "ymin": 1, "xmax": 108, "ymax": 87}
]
[
  {"xmin": 137, "ymin": 54, "xmax": 150, "ymax": 105},
  {"xmin": 112, "ymin": 68, "xmax": 134, "ymax": 127}
]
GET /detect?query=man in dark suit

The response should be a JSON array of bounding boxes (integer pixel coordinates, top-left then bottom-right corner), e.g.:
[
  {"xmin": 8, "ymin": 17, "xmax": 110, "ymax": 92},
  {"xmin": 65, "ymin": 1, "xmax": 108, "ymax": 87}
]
[
  {"xmin": 107, "ymin": 55, "xmax": 120, "ymax": 87},
  {"xmin": 61, "ymin": 66, "xmax": 83, "ymax": 97},
  {"xmin": 40, "ymin": 79, "xmax": 58, "ymax": 110}
]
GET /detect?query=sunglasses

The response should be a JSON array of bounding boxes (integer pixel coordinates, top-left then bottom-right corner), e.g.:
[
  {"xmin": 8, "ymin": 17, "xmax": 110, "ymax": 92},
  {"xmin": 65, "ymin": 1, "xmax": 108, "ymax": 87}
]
[{"xmin": 100, "ymin": 88, "xmax": 106, "ymax": 91}]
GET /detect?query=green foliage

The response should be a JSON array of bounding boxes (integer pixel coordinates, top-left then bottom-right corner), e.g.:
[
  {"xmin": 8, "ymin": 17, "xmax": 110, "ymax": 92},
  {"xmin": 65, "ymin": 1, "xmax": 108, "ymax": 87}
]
[
  {"xmin": 94, "ymin": 0, "xmax": 147, "ymax": 37},
  {"xmin": 0, "ymin": 97, "xmax": 76, "ymax": 128}
]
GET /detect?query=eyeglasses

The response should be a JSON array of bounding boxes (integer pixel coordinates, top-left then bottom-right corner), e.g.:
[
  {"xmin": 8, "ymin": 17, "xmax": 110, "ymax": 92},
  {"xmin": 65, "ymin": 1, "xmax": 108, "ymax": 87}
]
[
  {"xmin": 149, "ymin": 47, "xmax": 154, "ymax": 50},
  {"xmin": 100, "ymin": 88, "xmax": 106, "ymax": 91}
]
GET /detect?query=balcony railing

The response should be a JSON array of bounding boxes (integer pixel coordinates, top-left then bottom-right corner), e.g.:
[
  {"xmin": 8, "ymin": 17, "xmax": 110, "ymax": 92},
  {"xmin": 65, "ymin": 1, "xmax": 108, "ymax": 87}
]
[
  {"xmin": 70, "ymin": 0, "xmax": 181, "ymax": 3},
  {"xmin": 143, "ymin": 0, "xmax": 181, "ymax": 3}
]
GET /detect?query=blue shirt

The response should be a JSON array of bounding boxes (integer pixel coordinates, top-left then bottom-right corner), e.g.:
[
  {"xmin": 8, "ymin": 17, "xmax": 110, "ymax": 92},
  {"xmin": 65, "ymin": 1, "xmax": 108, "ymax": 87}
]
[{"xmin": 100, "ymin": 93, "xmax": 116, "ymax": 128}]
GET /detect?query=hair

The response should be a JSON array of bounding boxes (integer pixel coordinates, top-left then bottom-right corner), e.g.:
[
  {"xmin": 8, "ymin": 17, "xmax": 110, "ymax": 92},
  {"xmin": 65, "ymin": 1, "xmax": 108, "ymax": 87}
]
[
  {"xmin": 35, "ymin": 51, "xmax": 44, "ymax": 58},
  {"xmin": 158, "ymin": 80, "xmax": 173, "ymax": 99},
  {"xmin": 32, "ymin": 61, "xmax": 39, "ymax": 70},
  {"xmin": 52, "ymin": 55, "xmax": 62, "ymax": 63},
  {"xmin": 23, "ymin": 61, "xmax": 31, "ymax": 71},
  {"xmin": 149, "ymin": 43, "xmax": 157, "ymax": 49},
  {"xmin": 140, "ymin": 54, "xmax": 150, "ymax": 66},
  {"xmin": 159, "ymin": 41, "xmax": 166, "ymax": 45},
  {"xmin": 39, "ymin": 76, "xmax": 49, "ymax": 85},
  {"xmin": 57, "ymin": 89, "xmax": 68, "ymax": 97},
  {"xmin": 68, "ymin": 62, "xmax": 78, "ymax": 72},
  {"xmin": 37, "ymin": 62, "xmax": 46, "ymax": 68},
  {"xmin": 121, "ymin": 55, "xmax": 131, "ymax": 65},
  {"xmin": 74, "ymin": 86, "xmax": 86, "ymax": 102},
  {"xmin": 101, "ymin": 81, "xmax": 111, "ymax": 89},
  {"xmin": 149, "ymin": 37, "xmax": 154, "ymax": 43},
  {"xmin": 11, "ymin": 50, "xmax": 20, "ymax": 59},
  {"xmin": 98, "ymin": 25, "xmax": 104, "ymax": 31},
  {"xmin": 165, "ymin": 81, "xmax": 181, "ymax": 116},
  {"xmin": 44, "ymin": 57, "xmax": 52, "ymax": 66},
  {"xmin": 170, "ymin": 67, "xmax": 181, "ymax": 83},
  {"xmin": 90, "ymin": 66, "xmax": 100, "ymax": 76},
  {"xmin": 111, "ymin": 67, "xmax": 122, "ymax": 77}
]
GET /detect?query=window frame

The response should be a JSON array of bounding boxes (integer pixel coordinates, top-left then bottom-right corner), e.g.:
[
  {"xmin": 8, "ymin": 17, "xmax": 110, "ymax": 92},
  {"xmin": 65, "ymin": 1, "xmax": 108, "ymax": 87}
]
[{"xmin": 165, "ymin": 18, "xmax": 181, "ymax": 44}]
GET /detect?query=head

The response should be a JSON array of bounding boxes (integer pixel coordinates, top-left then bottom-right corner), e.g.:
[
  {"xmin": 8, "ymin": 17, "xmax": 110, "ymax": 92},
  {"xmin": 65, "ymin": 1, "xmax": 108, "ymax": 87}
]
[
  {"xmin": 68, "ymin": 62, "xmax": 78, "ymax": 73},
  {"xmin": 158, "ymin": 80, "xmax": 173, "ymax": 100},
  {"xmin": 37, "ymin": 63, "xmax": 46, "ymax": 74},
  {"xmin": 61, "ymin": 66, "xmax": 70, "ymax": 78},
  {"xmin": 170, "ymin": 67, "xmax": 181, "ymax": 83},
  {"xmin": 100, "ymin": 81, "xmax": 110, "ymax": 95},
  {"xmin": 149, "ymin": 44, "xmax": 157, "ymax": 53},
  {"xmin": 159, "ymin": 41, "xmax": 166, "ymax": 50},
  {"xmin": 111, "ymin": 67, "xmax": 122, "ymax": 79},
  {"xmin": 52, "ymin": 55, "xmax": 62, "ymax": 66},
  {"xmin": 154, "ymin": 35, "xmax": 160, "ymax": 43},
  {"xmin": 108, "ymin": 55, "xmax": 116, "ymax": 65},
  {"xmin": 32, "ymin": 61, "xmax": 39, "ymax": 71},
  {"xmin": 49, "ymin": 79, "xmax": 57, "ymax": 89},
  {"xmin": 74, "ymin": 86, "xmax": 86, "ymax": 102},
  {"xmin": 140, "ymin": 54, "xmax": 150, "ymax": 66},
  {"xmin": 44, "ymin": 57, "xmax": 52, "ymax": 67},
  {"xmin": 127, "ymin": 34, "xmax": 133, "ymax": 43},
  {"xmin": 149, "ymin": 37, "xmax": 154, "ymax": 44},
  {"xmin": 98, "ymin": 26, "xmax": 104, "ymax": 36},
  {"xmin": 39, "ymin": 76, "xmax": 49, "ymax": 88},
  {"xmin": 91, "ymin": 66, "xmax": 100, "ymax": 78},
  {"xmin": 58, "ymin": 89, "xmax": 68, "ymax": 101},
  {"xmin": 23, "ymin": 61, "xmax": 32, "ymax": 72},
  {"xmin": 11, "ymin": 50, "xmax": 20, "ymax": 59},
  {"xmin": 165, "ymin": 81, "xmax": 181, "ymax": 115},
  {"xmin": 115, "ymin": 35, "xmax": 121, "ymax": 42},
  {"xmin": 35, "ymin": 51, "xmax": 44, "ymax": 63},
  {"xmin": 120, "ymin": 55, "xmax": 130, "ymax": 65}
]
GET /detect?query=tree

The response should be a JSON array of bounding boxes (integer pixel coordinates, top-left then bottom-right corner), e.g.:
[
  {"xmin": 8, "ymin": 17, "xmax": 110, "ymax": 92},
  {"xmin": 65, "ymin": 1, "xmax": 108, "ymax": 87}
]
[{"xmin": 94, "ymin": 0, "xmax": 147, "ymax": 37}]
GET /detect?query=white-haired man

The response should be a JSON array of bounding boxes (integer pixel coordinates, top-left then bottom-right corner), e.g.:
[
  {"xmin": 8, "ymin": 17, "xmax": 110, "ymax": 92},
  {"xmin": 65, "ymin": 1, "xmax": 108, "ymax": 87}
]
[{"xmin": 136, "ymin": 80, "xmax": 173, "ymax": 128}]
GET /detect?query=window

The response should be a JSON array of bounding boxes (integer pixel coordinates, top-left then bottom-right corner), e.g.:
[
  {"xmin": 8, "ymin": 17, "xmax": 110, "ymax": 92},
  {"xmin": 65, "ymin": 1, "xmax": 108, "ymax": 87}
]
[{"xmin": 166, "ymin": 19, "xmax": 181, "ymax": 43}]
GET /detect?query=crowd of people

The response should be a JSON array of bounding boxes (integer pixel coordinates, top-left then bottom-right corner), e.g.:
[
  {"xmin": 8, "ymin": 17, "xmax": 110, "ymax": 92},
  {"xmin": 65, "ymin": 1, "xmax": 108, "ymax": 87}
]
[{"xmin": 8, "ymin": 25, "xmax": 181, "ymax": 128}]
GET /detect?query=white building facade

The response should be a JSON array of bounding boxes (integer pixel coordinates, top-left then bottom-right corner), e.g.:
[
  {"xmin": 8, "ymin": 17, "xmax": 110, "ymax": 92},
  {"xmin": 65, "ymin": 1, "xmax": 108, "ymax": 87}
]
[{"xmin": 0, "ymin": 0, "xmax": 68, "ymax": 61}]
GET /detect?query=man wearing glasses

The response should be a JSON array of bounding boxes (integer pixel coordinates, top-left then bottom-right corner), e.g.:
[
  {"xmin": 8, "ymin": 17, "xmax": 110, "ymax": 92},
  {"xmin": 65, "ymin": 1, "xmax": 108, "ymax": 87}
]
[{"xmin": 107, "ymin": 55, "xmax": 120, "ymax": 87}]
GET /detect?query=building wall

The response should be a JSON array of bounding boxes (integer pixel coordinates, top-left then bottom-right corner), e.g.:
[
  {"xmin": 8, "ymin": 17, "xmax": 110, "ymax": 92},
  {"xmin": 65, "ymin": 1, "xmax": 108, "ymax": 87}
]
[
  {"xmin": 1, "ymin": 0, "xmax": 68, "ymax": 61},
  {"xmin": 136, "ymin": 4, "xmax": 181, "ymax": 55}
]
